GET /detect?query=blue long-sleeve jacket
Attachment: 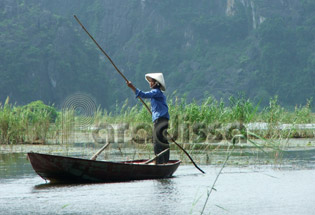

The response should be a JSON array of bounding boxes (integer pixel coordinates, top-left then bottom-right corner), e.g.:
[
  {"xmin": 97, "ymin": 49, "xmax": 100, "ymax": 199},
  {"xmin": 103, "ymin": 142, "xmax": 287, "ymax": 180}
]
[{"xmin": 135, "ymin": 88, "xmax": 170, "ymax": 122}]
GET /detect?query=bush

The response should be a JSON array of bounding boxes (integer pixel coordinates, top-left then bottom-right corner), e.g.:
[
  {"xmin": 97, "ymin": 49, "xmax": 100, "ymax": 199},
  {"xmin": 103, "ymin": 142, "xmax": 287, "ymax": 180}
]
[{"xmin": 22, "ymin": 100, "xmax": 57, "ymax": 123}]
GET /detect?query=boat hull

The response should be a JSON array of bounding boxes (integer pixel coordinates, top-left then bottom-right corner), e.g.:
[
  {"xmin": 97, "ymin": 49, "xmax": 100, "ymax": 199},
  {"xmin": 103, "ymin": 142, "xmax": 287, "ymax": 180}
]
[{"xmin": 27, "ymin": 152, "xmax": 180, "ymax": 183}]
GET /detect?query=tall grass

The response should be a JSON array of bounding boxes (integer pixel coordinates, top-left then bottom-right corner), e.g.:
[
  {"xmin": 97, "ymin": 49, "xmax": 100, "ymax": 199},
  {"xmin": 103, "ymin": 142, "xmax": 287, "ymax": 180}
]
[
  {"xmin": 0, "ymin": 98, "xmax": 54, "ymax": 144},
  {"xmin": 0, "ymin": 98, "xmax": 22, "ymax": 144},
  {"xmin": 0, "ymin": 96, "xmax": 314, "ymax": 145}
]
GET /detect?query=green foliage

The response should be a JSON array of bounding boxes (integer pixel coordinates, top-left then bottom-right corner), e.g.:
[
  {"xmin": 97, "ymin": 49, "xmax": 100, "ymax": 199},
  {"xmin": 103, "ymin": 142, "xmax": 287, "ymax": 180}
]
[
  {"xmin": 255, "ymin": 14, "xmax": 315, "ymax": 105},
  {"xmin": 22, "ymin": 100, "xmax": 57, "ymax": 122},
  {"xmin": 0, "ymin": 98, "xmax": 23, "ymax": 144},
  {"xmin": 0, "ymin": 95, "xmax": 314, "ymax": 145},
  {"xmin": 112, "ymin": 95, "xmax": 314, "ymax": 140},
  {"xmin": 0, "ymin": 0, "xmax": 315, "ymax": 111},
  {"xmin": 192, "ymin": 7, "xmax": 248, "ymax": 43},
  {"xmin": 294, "ymin": 98, "xmax": 312, "ymax": 123},
  {"xmin": 229, "ymin": 94, "xmax": 258, "ymax": 123},
  {"xmin": 0, "ymin": 99, "xmax": 56, "ymax": 144},
  {"xmin": 0, "ymin": 1, "xmax": 108, "ymax": 107},
  {"xmin": 262, "ymin": 96, "xmax": 284, "ymax": 124},
  {"xmin": 110, "ymin": 94, "xmax": 314, "ymax": 126}
]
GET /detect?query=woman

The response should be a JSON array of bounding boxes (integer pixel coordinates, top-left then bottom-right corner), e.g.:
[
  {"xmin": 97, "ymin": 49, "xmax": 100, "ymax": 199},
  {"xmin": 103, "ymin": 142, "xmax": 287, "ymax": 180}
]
[{"xmin": 127, "ymin": 73, "xmax": 170, "ymax": 164}]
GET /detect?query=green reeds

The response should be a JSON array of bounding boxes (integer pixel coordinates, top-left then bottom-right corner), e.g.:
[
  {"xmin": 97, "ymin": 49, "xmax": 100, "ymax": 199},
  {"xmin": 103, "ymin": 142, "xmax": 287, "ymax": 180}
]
[
  {"xmin": 0, "ymin": 97, "xmax": 22, "ymax": 144},
  {"xmin": 0, "ymin": 98, "xmax": 54, "ymax": 144},
  {"xmin": 0, "ymin": 96, "xmax": 314, "ymax": 145}
]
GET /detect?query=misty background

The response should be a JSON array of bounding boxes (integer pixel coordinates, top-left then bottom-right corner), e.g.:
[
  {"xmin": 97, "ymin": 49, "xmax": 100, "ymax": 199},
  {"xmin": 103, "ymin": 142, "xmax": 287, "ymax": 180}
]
[{"xmin": 1, "ymin": 0, "xmax": 314, "ymax": 111}]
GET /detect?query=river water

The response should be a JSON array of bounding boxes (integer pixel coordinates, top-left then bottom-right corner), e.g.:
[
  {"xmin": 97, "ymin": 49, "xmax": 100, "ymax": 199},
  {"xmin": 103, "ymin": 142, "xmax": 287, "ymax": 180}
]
[{"xmin": 1, "ymin": 144, "xmax": 315, "ymax": 215}]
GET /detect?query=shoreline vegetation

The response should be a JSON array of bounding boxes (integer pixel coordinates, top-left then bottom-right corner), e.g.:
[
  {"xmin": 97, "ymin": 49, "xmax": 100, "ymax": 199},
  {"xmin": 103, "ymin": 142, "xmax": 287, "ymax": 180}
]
[{"xmin": 0, "ymin": 96, "xmax": 314, "ymax": 146}]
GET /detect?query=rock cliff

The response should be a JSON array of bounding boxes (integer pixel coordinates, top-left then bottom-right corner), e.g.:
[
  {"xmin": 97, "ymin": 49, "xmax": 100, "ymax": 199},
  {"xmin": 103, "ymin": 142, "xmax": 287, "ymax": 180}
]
[{"xmin": 0, "ymin": 0, "xmax": 314, "ymax": 109}]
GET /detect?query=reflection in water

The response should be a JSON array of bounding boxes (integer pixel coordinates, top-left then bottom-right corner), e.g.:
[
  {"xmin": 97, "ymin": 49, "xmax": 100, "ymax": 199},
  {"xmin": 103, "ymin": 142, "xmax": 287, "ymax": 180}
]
[
  {"xmin": 146, "ymin": 179, "xmax": 181, "ymax": 215},
  {"xmin": 154, "ymin": 178, "xmax": 180, "ymax": 200},
  {"xmin": 282, "ymin": 148, "xmax": 315, "ymax": 160},
  {"xmin": 33, "ymin": 182, "xmax": 83, "ymax": 190},
  {"xmin": 0, "ymin": 153, "xmax": 33, "ymax": 179}
]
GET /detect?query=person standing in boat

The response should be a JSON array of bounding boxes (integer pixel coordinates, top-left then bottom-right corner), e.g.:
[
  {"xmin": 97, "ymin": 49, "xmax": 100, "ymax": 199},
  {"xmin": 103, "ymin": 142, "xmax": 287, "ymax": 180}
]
[{"xmin": 127, "ymin": 73, "xmax": 170, "ymax": 164}]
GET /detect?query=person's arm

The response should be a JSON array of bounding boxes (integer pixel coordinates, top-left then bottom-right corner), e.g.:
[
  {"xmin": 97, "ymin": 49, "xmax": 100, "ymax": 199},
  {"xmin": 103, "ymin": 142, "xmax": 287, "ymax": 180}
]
[
  {"xmin": 136, "ymin": 89, "xmax": 159, "ymax": 98},
  {"xmin": 126, "ymin": 81, "xmax": 136, "ymax": 93},
  {"xmin": 126, "ymin": 81, "xmax": 159, "ymax": 98}
]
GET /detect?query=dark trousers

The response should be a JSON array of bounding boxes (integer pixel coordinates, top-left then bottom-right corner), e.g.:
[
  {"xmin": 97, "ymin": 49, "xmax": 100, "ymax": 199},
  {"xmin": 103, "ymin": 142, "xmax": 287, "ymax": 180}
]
[{"xmin": 153, "ymin": 117, "xmax": 170, "ymax": 164}]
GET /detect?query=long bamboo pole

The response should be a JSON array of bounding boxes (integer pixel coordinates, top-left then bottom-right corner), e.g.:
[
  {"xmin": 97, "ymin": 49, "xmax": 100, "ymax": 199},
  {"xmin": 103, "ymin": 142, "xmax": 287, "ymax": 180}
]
[
  {"xmin": 74, "ymin": 15, "xmax": 205, "ymax": 174},
  {"xmin": 74, "ymin": 15, "xmax": 151, "ymax": 115}
]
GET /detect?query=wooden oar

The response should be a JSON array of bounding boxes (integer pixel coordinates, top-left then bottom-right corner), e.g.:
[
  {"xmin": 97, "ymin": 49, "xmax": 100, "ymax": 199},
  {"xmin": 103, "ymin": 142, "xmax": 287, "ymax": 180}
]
[
  {"xmin": 144, "ymin": 148, "xmax": 169, "ymax": 164},
  {"xmin": 74, "ymin": 15, "xmax": 205, "ymax": 174},
  {"xmin": 90, "ymin": 141, "xmax": 110, "ymax": 160}
]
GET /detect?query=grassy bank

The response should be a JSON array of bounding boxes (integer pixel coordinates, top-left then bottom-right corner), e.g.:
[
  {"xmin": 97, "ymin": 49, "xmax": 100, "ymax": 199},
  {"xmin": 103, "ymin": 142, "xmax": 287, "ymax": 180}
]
[
  {"xmin": 104, "ymin": 95, "xmax": 314, "ymax": 141},
  {"xmin": 0, "ymin": 98, "xmax": 59, "ymax": 145},
  {"xmin": 0, "ymin": 96, "xmax": 314, "ymax": 145}
]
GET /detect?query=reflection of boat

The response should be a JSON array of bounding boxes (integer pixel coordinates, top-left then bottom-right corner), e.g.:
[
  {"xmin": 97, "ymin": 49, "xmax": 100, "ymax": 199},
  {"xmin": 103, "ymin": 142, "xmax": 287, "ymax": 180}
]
[{"xmin": 27, "ymin": 152, "xmax": 180, "ymax": 183}]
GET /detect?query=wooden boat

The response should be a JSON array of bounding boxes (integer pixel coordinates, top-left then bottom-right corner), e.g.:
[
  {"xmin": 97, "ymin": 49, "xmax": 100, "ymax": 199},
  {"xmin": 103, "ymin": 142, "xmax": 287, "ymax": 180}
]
[{"xmin": 27, "ymin": 152, "xmax": 181, "ymax": 183}]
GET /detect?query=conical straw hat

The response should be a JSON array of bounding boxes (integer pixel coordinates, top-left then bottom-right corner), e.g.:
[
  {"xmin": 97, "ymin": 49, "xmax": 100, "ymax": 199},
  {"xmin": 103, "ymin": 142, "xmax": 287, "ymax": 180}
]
[{"xmin": 145, "ymin": 73, "xmax": 166, "ymax": 91}]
